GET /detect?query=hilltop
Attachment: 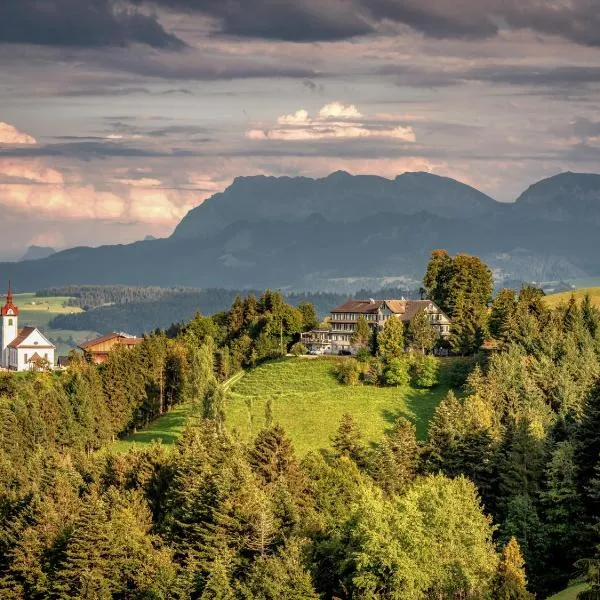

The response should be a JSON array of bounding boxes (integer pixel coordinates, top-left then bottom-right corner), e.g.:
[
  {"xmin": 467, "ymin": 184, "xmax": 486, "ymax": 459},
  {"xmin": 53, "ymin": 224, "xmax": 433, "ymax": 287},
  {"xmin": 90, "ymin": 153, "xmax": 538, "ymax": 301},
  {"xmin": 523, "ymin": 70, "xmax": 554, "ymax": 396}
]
[{"xmin": 545, "ymin": 286, "xmax": 600, "ymax": 309}]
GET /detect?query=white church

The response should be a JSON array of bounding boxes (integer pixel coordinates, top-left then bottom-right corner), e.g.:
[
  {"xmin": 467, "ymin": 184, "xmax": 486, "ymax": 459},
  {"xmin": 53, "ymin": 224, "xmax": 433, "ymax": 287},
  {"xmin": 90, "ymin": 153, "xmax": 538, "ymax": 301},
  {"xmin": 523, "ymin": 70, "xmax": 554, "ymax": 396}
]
[{"xmin": 0, "ymin": 285, "xmax": 55, "ymax": 372}]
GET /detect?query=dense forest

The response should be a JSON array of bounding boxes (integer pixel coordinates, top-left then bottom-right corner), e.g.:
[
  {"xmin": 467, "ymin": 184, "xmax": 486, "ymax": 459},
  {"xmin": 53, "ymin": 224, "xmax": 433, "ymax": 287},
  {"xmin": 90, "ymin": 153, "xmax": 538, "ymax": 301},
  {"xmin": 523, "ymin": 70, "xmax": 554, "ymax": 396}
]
[
  {"xmin": 43, "ymin": 285, "xmax": 416, "ymax": 335},
  {"xmin": 1, "ymin": 253, "xmax": 599, "ymax": 598}
]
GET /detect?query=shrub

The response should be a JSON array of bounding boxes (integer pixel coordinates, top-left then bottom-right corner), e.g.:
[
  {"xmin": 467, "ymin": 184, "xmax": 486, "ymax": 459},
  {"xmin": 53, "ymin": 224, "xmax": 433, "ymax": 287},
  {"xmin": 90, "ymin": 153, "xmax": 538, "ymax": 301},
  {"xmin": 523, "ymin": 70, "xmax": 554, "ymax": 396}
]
[
  {"xmin": 291, "ymin": 342, "xmax": 308, "ymax": 356},
  {"xmin": 410, "ymin": 355, "xmax": 440, "ymax": 388},
  {"xmin": 384, "ymin": 358, "xmax": 410, "ymax": 387},
  {"xmin": 356, "ymin": 346, "xmax": 372, "ymax": 363},
  {"xmin": 364, "ymin": 358, "xmax": 385, "ymax": 386},
  {"xmin": 334, "ymin": 359, "xmax": 362, "ymax": 386}
]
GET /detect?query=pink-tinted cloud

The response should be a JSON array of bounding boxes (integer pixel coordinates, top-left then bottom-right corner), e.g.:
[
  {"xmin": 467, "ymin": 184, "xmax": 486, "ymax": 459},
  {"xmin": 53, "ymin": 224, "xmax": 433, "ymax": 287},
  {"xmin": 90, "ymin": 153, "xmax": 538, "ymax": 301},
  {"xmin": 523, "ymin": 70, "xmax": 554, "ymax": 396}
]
[
  {"xmin": 0, "ymin": 122, "xmax": 37, "ymax": 145},
  {"xmin": 247, "ymin": 102, "xmax": 416, "ymax": 142}
]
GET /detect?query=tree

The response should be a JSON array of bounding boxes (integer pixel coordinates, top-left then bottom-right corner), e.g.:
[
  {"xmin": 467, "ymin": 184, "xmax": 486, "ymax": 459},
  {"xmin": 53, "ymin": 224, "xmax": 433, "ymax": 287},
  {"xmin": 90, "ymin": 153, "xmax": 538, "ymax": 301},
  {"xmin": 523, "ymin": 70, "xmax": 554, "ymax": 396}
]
[
  {"xmin": 407, "ymin": 309, "xmax": 437, "ymax": 354},
  {"xmin": 410, "ymin": 355, "xmax": 439, "ymax": 388},
  {"xmin": 493, "ymin": 537, "xmax": 534, "ymax": 599},
  {"xmin": 351, "ymin": 316, "xmax": 371, "ymax": 348},
  {"xmin": 490, "ymin": 289, "xmax": 518, "ymax": 343},
  {"xmin": 384, "ymin": 358, "xmax": 410, "ymax": 387},
  {"xmin": 297, "ymin": 302, "xmax": 319, "ymax": 331},
  {"xmin": 582, "ymin": 294, "xmax": 599, "ymax": 338},
  {"xmin": 331, "ymin": 413, "xmax": 367, "ymax": 467},
  {"xmin": 372, "ymin": 417, "xmax": 420, "ymax": 495},
  {"xmin": 378, "ymin": 317, "xmax": 405, "ymax": 361},
  {"xmin": 423, "ymin": 251, "xmax": 493, "ymax": 354}
]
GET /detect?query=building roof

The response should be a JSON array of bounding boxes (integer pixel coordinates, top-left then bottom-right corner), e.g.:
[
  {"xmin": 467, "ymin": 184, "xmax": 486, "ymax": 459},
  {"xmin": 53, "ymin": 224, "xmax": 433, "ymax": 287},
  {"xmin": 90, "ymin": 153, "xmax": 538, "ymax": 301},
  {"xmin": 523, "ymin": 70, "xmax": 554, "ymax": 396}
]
[
  {"xmin": 7, "ymin": 326, "xmax": 56, "ymax": 349},
  {"xmin": 80, "ymin": 332, "xmax": 143, "ymax": 351},
  {"xmin": 331, "ymin": 298, "xmax": 450, "ymax": 322},
  {"xmin": 1, "ymin": 282, "xmax": 19, "ymax": 317}
]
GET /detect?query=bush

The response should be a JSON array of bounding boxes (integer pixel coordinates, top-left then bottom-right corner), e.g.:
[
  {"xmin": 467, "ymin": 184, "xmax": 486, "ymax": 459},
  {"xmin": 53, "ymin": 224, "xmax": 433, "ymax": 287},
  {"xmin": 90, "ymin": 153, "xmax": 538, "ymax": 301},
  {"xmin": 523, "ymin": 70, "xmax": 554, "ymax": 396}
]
[
  {"xmin": 334, "ymin": 359, "xmax": 362, "ymax": 386},
  {"xmin": 356, "ymin": 346, "xmax": 372, "ymax": 363},
  {"xmin": 384, "ymin": 358, "xmax": 410, "ymax": 387},
  {"xmin": 364, "ymin": 358, "xmax": 385, "ymax": 386},
  {"xmin": 410, "ymin": 355, "xmax": 440, "ymax": 388},
  {"xmin": 291, "ymin": 342, "xmax": 308, "ymax": 356}
]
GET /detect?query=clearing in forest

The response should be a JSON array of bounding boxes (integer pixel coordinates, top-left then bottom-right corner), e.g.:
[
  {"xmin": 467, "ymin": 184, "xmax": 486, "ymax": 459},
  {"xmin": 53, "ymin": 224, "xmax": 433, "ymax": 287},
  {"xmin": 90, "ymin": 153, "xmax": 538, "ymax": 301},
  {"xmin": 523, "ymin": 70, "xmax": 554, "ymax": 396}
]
[{"xmin": 226, "ymin": 357, "xmax": 452, "ymax": 455}]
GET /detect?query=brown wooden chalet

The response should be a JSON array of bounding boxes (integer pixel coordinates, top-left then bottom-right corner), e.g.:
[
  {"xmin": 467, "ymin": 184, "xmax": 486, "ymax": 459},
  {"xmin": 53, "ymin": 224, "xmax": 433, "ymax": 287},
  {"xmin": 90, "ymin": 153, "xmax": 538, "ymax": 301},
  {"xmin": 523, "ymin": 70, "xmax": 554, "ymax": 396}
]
[{"xmin": 79, "ymin": 332, "xmax": 143, "ymax": 364}]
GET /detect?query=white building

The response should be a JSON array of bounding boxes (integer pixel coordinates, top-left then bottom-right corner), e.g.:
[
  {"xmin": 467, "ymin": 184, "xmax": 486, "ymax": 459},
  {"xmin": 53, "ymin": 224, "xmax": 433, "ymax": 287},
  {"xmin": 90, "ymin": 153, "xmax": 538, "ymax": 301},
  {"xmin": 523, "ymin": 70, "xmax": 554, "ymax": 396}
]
[
  {"xmin": 302, "ymin": 298, "xmax": 452, "ymax": 355},
  {"xmin": 0, "ymin": 285, "xmax": 55, "ymax": 372}
]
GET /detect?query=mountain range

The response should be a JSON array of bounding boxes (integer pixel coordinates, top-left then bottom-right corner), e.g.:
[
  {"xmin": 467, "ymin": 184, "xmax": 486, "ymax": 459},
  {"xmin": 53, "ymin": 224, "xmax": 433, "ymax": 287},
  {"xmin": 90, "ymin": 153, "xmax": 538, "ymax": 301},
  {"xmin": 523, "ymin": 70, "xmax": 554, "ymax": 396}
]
[{"xmin": 2, "ymin": 171, "xmax": 599, "ymax": 292}]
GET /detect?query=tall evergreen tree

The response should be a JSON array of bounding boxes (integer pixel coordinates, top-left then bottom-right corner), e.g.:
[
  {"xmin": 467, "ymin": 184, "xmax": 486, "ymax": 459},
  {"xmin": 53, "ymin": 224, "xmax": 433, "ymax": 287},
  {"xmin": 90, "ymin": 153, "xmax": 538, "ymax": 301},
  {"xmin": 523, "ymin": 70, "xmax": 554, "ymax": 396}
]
[{"xmin": 378, "ymin": 317, "xmax": 405, "ymax": 361}]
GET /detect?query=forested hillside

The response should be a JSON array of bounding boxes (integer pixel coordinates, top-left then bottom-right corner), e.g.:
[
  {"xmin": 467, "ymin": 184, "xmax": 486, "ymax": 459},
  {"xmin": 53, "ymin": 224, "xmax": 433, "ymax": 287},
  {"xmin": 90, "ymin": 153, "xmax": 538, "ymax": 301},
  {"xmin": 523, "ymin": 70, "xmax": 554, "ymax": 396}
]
[
  {"xmin": 1, "ymin": 254, "xmax": 600, "ymax": 598},
  {"xmin": 44, "ymin": 285, "xmax": 415, "ymax": 334}
]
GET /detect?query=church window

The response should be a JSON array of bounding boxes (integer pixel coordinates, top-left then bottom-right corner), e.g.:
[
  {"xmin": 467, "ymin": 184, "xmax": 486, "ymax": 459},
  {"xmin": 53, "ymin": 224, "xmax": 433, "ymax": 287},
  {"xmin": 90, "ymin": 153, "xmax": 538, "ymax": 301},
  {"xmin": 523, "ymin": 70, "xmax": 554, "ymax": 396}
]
[
  {"xmin": 8, "ymin": 319, "xmax": 12, "ymax": 326},
  {"xmin": 24, "ymin": 354, "xmax": 28, "ymax": 363}
]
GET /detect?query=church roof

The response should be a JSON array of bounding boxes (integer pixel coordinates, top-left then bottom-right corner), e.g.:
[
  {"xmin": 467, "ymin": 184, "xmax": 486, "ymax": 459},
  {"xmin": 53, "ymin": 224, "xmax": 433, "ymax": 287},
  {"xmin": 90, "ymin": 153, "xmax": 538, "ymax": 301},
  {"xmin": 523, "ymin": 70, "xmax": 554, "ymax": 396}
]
[
  {"xmin": 1, "ymin": 282, "xmax": 19, "ymax": 317},
  {"xmin": 7, "ymin": 326, "xmax": 56, "ymax": 349}
]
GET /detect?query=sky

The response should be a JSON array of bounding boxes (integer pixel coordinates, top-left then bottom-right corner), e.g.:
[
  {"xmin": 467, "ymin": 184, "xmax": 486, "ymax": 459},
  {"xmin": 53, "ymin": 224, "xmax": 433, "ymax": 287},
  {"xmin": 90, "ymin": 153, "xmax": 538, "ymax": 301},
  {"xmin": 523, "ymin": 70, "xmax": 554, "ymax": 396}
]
[{"xmin": 0, "ymin": 0, "xmax": 599, "ymax": 258}]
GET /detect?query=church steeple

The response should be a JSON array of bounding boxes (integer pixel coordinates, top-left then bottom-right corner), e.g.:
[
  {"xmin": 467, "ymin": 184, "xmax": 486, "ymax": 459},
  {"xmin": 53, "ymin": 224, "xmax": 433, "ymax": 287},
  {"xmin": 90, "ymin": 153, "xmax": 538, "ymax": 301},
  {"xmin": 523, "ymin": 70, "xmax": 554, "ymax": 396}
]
[{"xmin": 1, "ymin": 281, "xmax": 19, "ymax": 317}]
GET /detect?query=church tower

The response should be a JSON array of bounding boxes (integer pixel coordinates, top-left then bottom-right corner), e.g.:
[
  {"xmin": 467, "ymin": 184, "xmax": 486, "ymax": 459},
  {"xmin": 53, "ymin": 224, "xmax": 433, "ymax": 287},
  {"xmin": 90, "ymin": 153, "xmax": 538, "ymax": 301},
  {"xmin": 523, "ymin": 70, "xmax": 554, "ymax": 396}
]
[{"xmin": 1, "ymin": 283, "xmax": 19, "ymax": 369}]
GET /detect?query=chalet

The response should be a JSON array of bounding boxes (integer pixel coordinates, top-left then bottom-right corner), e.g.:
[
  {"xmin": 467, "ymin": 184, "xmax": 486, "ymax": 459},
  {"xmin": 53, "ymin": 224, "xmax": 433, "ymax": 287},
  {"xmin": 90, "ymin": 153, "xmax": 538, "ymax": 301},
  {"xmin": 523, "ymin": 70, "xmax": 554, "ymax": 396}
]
[
  {"xmin": 80, "ymin": 332, "xmax": 143, "ymax": 364},
  {"xmin": 301, "ymin": 298, "xmax": 451, "ymax": 355},
  {"xmin": 0, "ymin": 284, "xmax": 56, "ymax": 371}
]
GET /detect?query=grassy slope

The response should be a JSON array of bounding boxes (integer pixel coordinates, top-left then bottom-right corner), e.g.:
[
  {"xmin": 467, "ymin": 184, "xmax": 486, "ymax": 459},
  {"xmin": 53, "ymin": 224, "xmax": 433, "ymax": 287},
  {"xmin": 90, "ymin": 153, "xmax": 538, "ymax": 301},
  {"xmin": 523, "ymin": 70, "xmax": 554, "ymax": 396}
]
[
  {"xmin": 226, "ymin": 357, "xmax": 449, "ymax": 455},
  {"xmin": 548, "ymin": 582, "xmax": 589, "ymax": 599},
  {"xmin": 113, "ymin": 357, "xmax": 451, "ymax": 455},
  {"xmin": 14, "ymin": 293, "xmax": 96, "ymax": 355},
  {"xmin": 545, "ymin": 287, "xmax": 600, "ymax": 309}
]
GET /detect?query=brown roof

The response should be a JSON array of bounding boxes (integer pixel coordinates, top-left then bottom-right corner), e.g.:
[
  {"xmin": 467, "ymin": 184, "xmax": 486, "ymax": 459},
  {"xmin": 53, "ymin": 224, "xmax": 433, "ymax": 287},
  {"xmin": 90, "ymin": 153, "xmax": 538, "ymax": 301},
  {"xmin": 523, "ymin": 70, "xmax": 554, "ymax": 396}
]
[
  {"xmin": 331, "ymin": 298, "xmax": 450, "ymax": 322},
  {"xmin": 331, "ymin": 299, "xmax": 389, "ymax": 314},
  {"xmin": 7, "ymin": 327, "xmax": 55, "ymax": 349},
  {"xmin": 80, "ymin": 332, "xmax": 143, "ymax": 351}
]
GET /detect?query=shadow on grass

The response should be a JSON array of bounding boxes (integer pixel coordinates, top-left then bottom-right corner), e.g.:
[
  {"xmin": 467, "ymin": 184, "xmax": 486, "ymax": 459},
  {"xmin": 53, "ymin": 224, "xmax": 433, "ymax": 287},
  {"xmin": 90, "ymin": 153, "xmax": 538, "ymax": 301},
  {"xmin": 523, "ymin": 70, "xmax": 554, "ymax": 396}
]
[
  {"xmin": 120, "ymin": 403, "xmax": 194, "ymax": 446},
  {"xmin": 380, "ymin": 384, "xmax": 450, "ymax": 441}
]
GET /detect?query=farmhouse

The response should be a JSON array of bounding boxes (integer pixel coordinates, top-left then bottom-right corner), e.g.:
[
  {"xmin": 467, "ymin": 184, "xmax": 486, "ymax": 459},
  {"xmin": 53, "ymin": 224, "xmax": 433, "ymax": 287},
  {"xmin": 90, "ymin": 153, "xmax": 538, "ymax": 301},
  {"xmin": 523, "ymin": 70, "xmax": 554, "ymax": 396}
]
[
  {"xmin": 80, "ymin": 332, "xmax": 143, "ymax": 364},
  {"xmin": 301, "ymin": 298, "xmax": 451, "ymax": 355},
  {"xmin": 0, "ymin": 285, "xmax": 56, "ymax": 371}
]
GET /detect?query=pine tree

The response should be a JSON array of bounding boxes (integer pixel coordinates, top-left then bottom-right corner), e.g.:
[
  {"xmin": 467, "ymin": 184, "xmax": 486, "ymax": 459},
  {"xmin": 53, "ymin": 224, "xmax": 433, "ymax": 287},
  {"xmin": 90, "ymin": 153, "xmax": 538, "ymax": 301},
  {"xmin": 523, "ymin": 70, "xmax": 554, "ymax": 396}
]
[
  {"xmin": 249, "ymin": 425, "xmax": 302, "ymax": 488},
  {"xmin": 582, "ymin": 294, "xmax": 600, "ymax": 338},
  {"xmin": 493, "ymin": 537, "xmax": 534, "ymax": 599},
  {"xmin": 490, "ymin": 288, "xmax": 518, "ymax": 343},
  {"xmin": 372, "ymin": 416, "xmax": 419, "ymax": 495},
  {"xmin": 331, "ymin": 413, "xmax": 367, "ymax": 467}
]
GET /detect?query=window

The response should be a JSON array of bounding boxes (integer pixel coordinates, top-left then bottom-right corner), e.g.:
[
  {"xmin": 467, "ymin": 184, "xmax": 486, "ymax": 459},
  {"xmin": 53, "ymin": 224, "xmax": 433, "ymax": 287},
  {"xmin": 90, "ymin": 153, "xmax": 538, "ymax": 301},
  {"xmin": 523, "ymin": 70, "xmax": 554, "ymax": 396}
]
[
  {"xmin": 24, "ymin": 354, "xmax": 28, "ymax": 363},
  {"xmin": 8, "ymin": 319, "xmax": 12, "ymax": 326}
]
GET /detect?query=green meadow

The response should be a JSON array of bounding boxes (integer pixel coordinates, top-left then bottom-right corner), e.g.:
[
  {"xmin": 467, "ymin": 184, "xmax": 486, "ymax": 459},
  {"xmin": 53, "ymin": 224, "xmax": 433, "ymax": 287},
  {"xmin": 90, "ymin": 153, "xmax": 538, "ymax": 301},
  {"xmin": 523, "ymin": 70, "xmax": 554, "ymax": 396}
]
[
  {"xmin": 115, "ymin": 357, "xmax": 454, "ymax": 456},
  {"xmin": 13, "ymin": 293, "xmax": 96, "ymax": 356}
]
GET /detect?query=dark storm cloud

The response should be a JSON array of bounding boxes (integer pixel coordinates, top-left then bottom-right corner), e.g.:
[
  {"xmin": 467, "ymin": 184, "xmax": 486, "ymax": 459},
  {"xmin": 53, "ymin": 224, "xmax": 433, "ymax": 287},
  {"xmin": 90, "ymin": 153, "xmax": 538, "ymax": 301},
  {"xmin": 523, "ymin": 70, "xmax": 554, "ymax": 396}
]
[
  {"xmin": 58, "ymin": 87, "xmax": 193, "ymax": 97},
  {"xmin": 0, "ymin": 141, "xmax": 179, "ymax": 159},
  {"xmin": 135, "ymin": 0, "xmax": 600, "ymax": 46},
  {"xmin": 0, "ymin": 0, "xmax": 185, "ymax": 48},
  {"xmin": 134, "ymin": 0, "xmax": 373, "ymax": 41}
]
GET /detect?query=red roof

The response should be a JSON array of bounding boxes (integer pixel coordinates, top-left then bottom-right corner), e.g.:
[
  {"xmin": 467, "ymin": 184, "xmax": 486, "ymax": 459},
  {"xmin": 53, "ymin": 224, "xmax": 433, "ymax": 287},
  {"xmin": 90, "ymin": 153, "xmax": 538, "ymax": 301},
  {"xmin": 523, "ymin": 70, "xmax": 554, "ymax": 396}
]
[
  {"xmin": 1, "ymin": 282, "xmax": 19, "ymax": 317},
  {"xmin": 7, "ymin": 327, "xmax": 55, "ymax": 349}
]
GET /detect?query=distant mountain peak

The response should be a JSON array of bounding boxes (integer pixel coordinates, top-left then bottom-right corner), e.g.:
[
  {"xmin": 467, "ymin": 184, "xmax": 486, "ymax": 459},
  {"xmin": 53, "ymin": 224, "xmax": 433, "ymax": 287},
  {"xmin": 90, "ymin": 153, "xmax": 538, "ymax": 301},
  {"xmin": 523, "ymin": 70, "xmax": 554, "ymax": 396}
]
[{"xmin": 20, "ymin": 245, "xmax": 55, "ymax": 262}]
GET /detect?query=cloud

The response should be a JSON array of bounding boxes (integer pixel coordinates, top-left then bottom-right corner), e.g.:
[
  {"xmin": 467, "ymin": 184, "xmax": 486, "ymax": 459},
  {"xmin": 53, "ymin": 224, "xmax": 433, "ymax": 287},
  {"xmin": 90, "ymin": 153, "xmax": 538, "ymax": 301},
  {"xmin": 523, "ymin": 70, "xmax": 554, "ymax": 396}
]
[
  {"xmin": 247, "ymin": 102, "xmax": 416, "ymax": 142},
  {"xmin": 0, "ymin": 122, "xmax": 37, "ymax": 145},
  {"xmin": 134, "ymin": 0, "xmax": 373, "ymax": 42},
  {"xmin": 0, "ymin": 0, "xmax": 185, "ymax": 49},
  {"xmin": 0, "ymin": 158, "xmax": 195, "ymax": 225}
]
